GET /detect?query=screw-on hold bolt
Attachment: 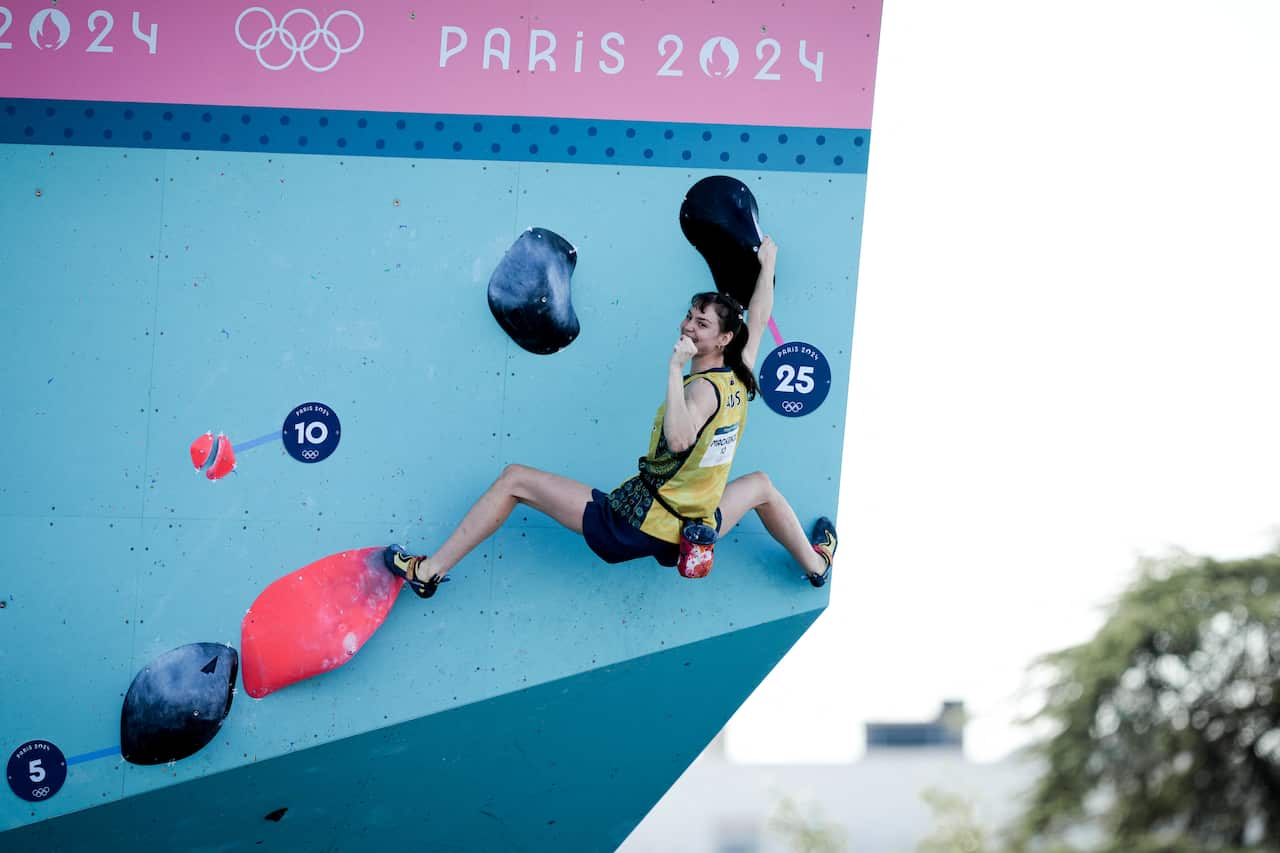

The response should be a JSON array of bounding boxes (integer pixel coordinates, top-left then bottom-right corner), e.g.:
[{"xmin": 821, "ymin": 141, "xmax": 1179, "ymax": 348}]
[{"xmin": 34, "ymin": 189, "xmax": 43, "ymax": 197}]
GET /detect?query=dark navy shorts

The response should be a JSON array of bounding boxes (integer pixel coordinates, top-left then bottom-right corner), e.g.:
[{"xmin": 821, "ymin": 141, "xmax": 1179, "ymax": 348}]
[{"xmin": 581, "ymin": 488, "xmax": 722, "ymax": 568}]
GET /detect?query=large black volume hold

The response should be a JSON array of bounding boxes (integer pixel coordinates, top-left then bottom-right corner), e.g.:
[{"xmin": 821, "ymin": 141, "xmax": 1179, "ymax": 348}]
[
  {"xmin": 487, "ymin": 227, "xmax": 580, "ymax": 355},
  {"xmin": 679, "ymin": 176, "xmax": 766, "ymax": 306},
  {"xmin": 121, "ymin": 643, "xmax": 238, "ymax": 765}
]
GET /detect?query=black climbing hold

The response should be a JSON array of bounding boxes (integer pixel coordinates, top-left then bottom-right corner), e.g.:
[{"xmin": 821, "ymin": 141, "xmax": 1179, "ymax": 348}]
[
  {"xmin": 487, "ymin": 227, "xmax": 580, "ymax": 355},
  {"xmin": 264, "ymin": 807, "xmax": 288, "ymax": 822},
  {"xmin": 120, "ymin": 643, "xmax": 238, "ymax": 765},
  {"xmin": 679, "ymin": 176, "xmax": 765, "ymax": 306}
]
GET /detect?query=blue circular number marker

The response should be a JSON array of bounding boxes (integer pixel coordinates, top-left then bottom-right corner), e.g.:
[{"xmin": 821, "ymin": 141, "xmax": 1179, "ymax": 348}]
[
  {"xmin": 7, "ymin": 740, "xmax": 67, "ymax": 803},
  {"xmin": 282, "ymin": 402, "xmax": 341, "ymax": 464},
  {"xmin": 759, "ymin": 341, "xmax": 832, "ymax": 418}
]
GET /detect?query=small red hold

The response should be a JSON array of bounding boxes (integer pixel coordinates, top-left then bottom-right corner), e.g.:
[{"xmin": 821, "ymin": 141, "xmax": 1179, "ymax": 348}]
[
  {"xmin": 206, "ymin": 434, "xmax": 236, "ymax": 480},
  {"xmin": 190, "ymin": 432, "xmax": 215, "ymax": 470},
  {"xmin": 190, "ymin": 432, "xmax": 236, "ymax": 480}
]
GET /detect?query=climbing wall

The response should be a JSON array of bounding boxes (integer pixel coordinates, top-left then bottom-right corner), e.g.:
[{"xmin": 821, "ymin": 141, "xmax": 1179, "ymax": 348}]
[{"xmin": 0, "ymin": 1, "xmax": 882, "ymax": 849}]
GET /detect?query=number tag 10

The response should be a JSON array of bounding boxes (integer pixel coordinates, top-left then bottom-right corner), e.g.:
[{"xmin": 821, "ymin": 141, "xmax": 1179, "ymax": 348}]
[{"xmin": 282, "ymin": 402, "xmax": 342, "ymax": 464}]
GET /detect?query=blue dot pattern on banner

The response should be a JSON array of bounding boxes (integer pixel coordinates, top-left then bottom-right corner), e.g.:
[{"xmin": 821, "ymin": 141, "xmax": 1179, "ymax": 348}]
[{"xmin": 0, "ymin": 98, "xmax": 868, "ymax": 175}]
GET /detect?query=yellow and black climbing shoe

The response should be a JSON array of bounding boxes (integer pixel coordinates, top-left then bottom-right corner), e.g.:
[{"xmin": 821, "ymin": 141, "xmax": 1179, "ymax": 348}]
[{"xmin": 382, "ymin": 544, "xmax": 449, "ymax": 599}]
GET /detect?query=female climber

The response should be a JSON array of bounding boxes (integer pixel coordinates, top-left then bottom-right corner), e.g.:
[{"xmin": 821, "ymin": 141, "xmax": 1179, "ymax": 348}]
[{"xmin": 384, "ymin": 236, "xmax": 837, "ymax": 597}]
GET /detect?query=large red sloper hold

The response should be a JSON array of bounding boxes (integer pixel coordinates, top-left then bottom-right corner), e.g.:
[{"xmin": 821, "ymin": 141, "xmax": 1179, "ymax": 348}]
[{"xmin": 240, "ymin": 547, "xmax": 404, "ymax": 699}]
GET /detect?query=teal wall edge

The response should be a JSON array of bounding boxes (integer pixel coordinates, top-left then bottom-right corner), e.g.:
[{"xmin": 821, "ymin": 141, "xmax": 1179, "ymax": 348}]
[{"xmin": 1, "ymin": 611, "xmax": 821, "ymax": 853}]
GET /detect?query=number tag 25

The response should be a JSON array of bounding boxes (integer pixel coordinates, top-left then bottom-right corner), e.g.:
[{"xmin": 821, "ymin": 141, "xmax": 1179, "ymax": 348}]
[{"xmin": 776, "ymin": 365, "xmax": 815, "ymax": 394}]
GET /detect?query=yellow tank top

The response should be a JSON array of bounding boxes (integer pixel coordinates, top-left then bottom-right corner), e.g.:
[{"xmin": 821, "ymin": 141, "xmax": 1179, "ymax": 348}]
[{"xmin": 607, "ymin": 367, "xmax": 748, "ymax": 543}]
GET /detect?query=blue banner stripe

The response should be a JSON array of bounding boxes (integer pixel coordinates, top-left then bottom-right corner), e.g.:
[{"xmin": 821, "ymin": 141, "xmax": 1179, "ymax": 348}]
[
  {"xmin": 1, "ymin": 98, "xmax": 869, "ymax": 175},
  {"xmin": 66, "ymin": 745, "xmax": 121, "ymax": 766},
  {"xmin": 232, "ymin": 431, "xmax": 280, "ymax": 454}
]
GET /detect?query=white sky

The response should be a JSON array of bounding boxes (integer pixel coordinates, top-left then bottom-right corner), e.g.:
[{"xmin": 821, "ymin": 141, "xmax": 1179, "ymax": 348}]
[{"xmin": 728, "ymin": 0, "xmax": 1280, "ymax": 764}]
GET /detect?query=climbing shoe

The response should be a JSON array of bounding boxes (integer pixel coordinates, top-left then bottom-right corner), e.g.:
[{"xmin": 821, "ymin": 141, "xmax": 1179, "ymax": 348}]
[
  {"xmin": 808, "ymin": 517, "xmax": 837, "ymax": 588},
  {"xmin": 382, "ymin": 544, "xmax": 449, "ymax": 599}
]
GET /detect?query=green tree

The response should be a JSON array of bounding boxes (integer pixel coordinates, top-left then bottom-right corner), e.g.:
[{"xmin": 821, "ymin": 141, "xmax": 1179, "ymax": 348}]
[
  {"xmin": 1013, "ymin": 550, "xmax": 1280, "ymax": 851},
  {"xmin": 916, "ymin": 787, "xmax": 990, "ymax": 853},
  {"xmin": 768, "ymin": 794, "xmax": 848, "ymax": 853}
]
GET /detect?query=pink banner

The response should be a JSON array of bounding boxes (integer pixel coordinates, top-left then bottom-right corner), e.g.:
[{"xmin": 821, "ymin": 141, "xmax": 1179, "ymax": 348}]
[{"xmin": 0, "ymin": 1, "xmax": 881, "ymax": 128}]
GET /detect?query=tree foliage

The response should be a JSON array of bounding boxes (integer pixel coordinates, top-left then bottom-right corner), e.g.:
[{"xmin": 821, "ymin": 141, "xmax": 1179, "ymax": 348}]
[
  {"xmin": 769, "ymin": 794, "xmax": 848, "ymax": 853},
  {"xmin": 1013, "ymin": 550, "xmax": 1280, "ymax": 851},
  {"xmin": 917, "ymin": 787, "xmax": 990, "ymax": 853}
]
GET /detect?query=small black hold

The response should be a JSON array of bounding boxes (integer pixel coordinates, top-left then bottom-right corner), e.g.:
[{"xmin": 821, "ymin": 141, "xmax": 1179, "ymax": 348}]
[
  {"xmin": 201, "ymin": 657, "xmax": 218, "ymax": 674},
  {"xmin": 264, "ymin": 807, "xmax": 288, "ymax": 822}
]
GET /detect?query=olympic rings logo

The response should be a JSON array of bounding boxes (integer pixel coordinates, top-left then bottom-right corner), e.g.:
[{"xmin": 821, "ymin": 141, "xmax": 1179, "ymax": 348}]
[
  {"xmin": 301, "ymin": 449, "xmax": 320, "ymax": 460},
  {"xmin": 235, "ymin": 8, "xmax": 364, "ymax": 72},
  {"xmin": 781, "ymin": 401, "xmax": 805, "ymax": 414},
  {"xmin": 31, "ymin": 786, "xmax": 51, "ymax": 798}
]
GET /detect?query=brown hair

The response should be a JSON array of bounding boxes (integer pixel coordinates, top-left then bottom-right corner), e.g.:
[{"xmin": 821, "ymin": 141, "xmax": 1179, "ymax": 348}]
[{"xmin": 691, "ymin": 291, "xmax": 757, "ymax": 399}]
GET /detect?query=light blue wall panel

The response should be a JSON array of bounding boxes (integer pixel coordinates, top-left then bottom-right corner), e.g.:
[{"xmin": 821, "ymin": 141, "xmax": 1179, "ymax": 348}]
[
  {"xmin": 2, "ymin": 133, "xmax": 852, "ymax": 841},
  {"xmin": 0, "ymin": 146, "xmax": 163, "ymax": 519},
  {"xmin": 142, "ymin": 152, "xmax": 515, "ymax": 529},
  {"xmin": 0, "ymin": 517, "xmax": 138, "ymax": 758}
]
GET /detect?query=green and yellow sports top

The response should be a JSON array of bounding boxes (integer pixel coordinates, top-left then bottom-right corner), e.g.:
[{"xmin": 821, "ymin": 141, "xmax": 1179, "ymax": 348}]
[{"xmin": 608, "ymin": 367, "xmax": 747, "ymax": 544}]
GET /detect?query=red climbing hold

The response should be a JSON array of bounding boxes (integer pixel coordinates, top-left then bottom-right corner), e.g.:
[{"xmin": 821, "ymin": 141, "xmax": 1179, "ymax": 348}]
[
  {"xmin": 240, "ymin": 547, "xmax": 404, "ymax": 699},
  {"xmin": 190, "ymin": 432, "xmax": 215, "ymax": 470},
  {"xmin": 206, "ymin": 434, "xmax": 236, "ymax": 480},
  {"xmin": 190, "ymin": 432, "xmax": 236, "ymax": 480}
]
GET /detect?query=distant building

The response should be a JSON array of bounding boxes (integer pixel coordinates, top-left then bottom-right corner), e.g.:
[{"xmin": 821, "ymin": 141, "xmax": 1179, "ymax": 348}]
[
  {"xmin": 865, "ymin": 699, "xmax": 966, "ymax": 750},
  {"xmin": 620, "ymin": 702, "xmax": 1038, "ymax": 853}
]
